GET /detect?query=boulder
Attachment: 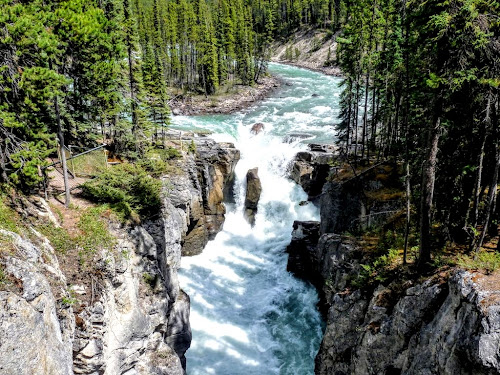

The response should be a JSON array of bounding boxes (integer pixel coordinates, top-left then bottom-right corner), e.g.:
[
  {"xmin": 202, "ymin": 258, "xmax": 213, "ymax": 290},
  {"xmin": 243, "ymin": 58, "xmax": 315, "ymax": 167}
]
[
  {"xmin": 244, "ymin": 168, "xmax": 262, "ymax": 225},
  {"xmin": 250, "ymin": 123, "xmax": 265, "ymax": 135}
]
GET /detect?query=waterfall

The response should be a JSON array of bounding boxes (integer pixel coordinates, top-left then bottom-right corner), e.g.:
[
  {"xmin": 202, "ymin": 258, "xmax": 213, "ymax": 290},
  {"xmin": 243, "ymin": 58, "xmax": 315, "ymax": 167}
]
[{"xmin": 175, "ymin": 63, "xmax": 342, "ymax": 375}]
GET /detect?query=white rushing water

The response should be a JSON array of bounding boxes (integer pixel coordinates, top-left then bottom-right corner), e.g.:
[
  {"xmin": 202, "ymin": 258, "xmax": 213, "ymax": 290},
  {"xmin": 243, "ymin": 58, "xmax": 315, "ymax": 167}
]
[{"xmin": 175, "ymin": 63, "xmax": 342, "ymax": 375}]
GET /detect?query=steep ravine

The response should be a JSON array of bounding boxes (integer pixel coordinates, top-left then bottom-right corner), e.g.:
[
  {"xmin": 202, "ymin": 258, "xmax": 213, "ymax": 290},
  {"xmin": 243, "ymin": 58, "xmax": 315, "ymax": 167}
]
[
  {"xmin": 0, "ymin": 137, "xmax": 239, "ymax": 375},
  {"xmin": 287, "ymin": 151, "xmax": 500, "ymax": 375}
]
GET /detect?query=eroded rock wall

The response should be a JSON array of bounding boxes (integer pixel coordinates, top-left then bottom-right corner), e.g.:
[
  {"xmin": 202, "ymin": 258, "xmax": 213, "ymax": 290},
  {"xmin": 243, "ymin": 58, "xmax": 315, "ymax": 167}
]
[
  {"xmin": 0, "ymin": 139, "xmax": 239, "ymax": 375},
  {"xmin": 169, "ymin": 138, "xmax": 240, "ymax": 256},
  {"xmin": 286, "ymin": 163, "xmax": 500, "ymax": 375}
]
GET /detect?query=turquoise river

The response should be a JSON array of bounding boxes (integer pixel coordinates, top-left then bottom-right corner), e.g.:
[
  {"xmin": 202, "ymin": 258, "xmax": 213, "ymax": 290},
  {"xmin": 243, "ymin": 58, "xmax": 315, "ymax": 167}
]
[{"xmin": 172, "ymin": 63, "xmax": 342, "ymax": 375}]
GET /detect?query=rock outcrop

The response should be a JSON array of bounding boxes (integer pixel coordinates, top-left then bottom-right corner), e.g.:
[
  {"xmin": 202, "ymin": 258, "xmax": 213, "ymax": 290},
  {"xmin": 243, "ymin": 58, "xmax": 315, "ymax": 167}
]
[
  {"xmin": 0, "ymin": 230, "xmax": 74, "ymax": 375},
  {"xmin": 0, "ymin": 137, "xmax": 239, "ymax": 374},
  {"xmin": 286, "ymin": 159, "xmax": 500, "ymax": 375},
  {"xmin": 319, "ymin": 162, "xmax": 403, "ymax": 235},
  {"xmin": 244, "ymin": 168, "xmax": 262, "ymax": 225},
  {"xmin": 287, "ymin": 223, "xmax": 500, "ymax": 374},
  {"xmin": 168, "ymin": 138, "xmax": 240, "ymax": 256},
  {"xmin": 289, "ymin": 144, "xmax": 337, "ymax": 200}
]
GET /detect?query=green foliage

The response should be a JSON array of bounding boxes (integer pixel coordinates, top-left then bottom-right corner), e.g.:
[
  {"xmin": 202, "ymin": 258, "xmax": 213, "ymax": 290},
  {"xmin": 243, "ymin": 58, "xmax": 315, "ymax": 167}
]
[
  {"xmin": 76, "ymin": 206, "xmax": 114, "ymax": 264},
  {"xmin": 39, "ymin": 206, "xmax": 114, "ymax": 265},
  {"xmin": 310, "ymin": 36, "xmax": 322, "ymax": 53},
  {"xmin": 149, "ymin": 147, "xmax": 182, "ymax": 161},
  {"xmin": 458, "ymin": 252, "xmax": 500, "ymax": 275},
  {"xmin": 39, "ymin": 224, "xmax": 73, "ymax": 254},
  {"xmin": 188, "ymin": 140, "xmax": 196, "ymax": 154},
  {"xmin": 142, "ymin": 272, "xmax": 156, "ymax": 288},
  {"xmin": 0, "ymin": 198, "xmax": 19, "ymax": 234},
  {"xmin": 334, "ymin": 0, "xmax": 500, "ymax": 265},
  {"xmin": 354, "ymin": 248, "xmax": 400, "ymax": 287},
  {"xmin": 61, "ymin": 288, "xmax": 78, "ymax": 306},
  {"xmin": 81, "ymin": 163, "xmax": 162, "ymax": 219},
  {"xmin": 294, "ymin": 47, "xmax": 301, "ymax": 60}
]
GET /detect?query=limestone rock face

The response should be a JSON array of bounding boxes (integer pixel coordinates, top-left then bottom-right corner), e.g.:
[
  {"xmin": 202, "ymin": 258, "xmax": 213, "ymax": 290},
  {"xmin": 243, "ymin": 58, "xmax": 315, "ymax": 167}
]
[
  {"xmin": 0, "ymin": 137, "xmax": 239, "ymax": 375},
  {"xmin": 287, "ymin": 228, "xmax": 500, "ymax": 375},
  {"xmin": 244, "ymin": 167, "xmax": 262, "ymax": 225},
  {"xmin": 286, "ymin": 221, "xmax": 321, "ymax": 282},
  {"xmin": 315, "ymin": 266, "xmax": 500, "ymax": 375},
  {"xmin": 167, "ymin": 138, "xmax": 240, "ymax": 256},
  {"xmin": 320, "ymin": 162, "xmax": 403, "ymax": 235},
  {"xmin": 0, "ymin": 230, "xmax": 74, "ymax": 375}
]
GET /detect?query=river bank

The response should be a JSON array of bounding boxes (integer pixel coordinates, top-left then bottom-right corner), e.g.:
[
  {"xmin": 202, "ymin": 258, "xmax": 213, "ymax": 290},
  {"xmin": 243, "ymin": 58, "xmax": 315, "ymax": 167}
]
[{"xmin": 169, "ymin": 75, "xmax": 281, "ymax": 116}]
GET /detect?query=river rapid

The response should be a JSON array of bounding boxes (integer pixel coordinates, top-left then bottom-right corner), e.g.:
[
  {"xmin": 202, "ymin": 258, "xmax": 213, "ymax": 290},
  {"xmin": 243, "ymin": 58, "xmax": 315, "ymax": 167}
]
[{"xmin": 172, "ymin": 63, "xmax": 342, "ymax": 375}]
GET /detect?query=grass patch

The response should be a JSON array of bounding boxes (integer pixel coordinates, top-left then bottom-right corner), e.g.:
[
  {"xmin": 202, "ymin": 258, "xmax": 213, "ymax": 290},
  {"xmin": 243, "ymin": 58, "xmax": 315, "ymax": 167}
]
[
  {"xmin": 81, "ymin": 162, "xmax": 163, "ymax": 219},
  {"xmin": 0, "ymin": 198, "xmax": 20, "ymax": 233},
  {"xmin": 458, "ymin": 251, "xmax": 500, "ymax": 274},
  {"xmin": 38, "ymin": 224, "xmax": 73, "ymax": 254},
  {"xmin": 38, "ymin": 206, "xmax": 114, "ymax": 266},
  {"xmin": 70, "ymin": 149, "xmax": 107, "ymax": 177},
  {"xmin": 147, "ymin": 147, "xmax": 182, "ymax": 161},
  {"xmin": 76, "ymin": 206, "xmax": 115, "ymax": 265}
]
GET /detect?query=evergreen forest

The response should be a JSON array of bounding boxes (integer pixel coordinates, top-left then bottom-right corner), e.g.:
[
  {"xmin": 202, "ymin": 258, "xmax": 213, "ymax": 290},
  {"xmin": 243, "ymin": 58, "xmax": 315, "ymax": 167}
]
[{"xmin": 0, "ymin": 0, "xmax": 499, "ymax": 266}]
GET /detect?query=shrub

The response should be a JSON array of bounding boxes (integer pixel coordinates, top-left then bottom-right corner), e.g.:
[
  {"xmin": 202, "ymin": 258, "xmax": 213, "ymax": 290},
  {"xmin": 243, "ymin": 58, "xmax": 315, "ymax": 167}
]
[
  {"xmin": 149, "ymin": 147, "xmax": 182, "ymax": 161},
  {"xmin": 0, "ymin": 264, "xmax": 6, "ymax": 286},
  {"xmin": 188, "ymin": 140, "xmax": 196, "ymax": 154},
  {"xmin": 81, "ymin": 163, "xmax": 162, "ymax": 218}
]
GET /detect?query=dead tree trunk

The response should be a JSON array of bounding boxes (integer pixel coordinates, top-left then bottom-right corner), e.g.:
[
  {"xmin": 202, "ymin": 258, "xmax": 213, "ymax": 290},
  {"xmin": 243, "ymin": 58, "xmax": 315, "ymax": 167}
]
[{"xmin": 419, "ymin": 115, "xmax": 441, "ymax": 267}]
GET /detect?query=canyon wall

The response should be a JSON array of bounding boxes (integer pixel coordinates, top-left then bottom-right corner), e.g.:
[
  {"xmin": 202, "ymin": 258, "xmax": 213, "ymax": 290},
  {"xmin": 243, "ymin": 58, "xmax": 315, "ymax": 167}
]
[
  {"xmin": 287, "ymin": 151, "xmax": 500, "ymax": 375},
  {"xmin": 0, "ymin": 138, "xmax": 239, "ymax": 375}
]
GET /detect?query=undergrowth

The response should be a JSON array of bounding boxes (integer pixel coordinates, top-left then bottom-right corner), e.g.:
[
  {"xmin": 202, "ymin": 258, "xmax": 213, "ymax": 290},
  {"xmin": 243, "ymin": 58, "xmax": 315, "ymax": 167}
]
[
  {"xmin": 353, "ymin": 248, "xmax": 400, "ymax": 287},
  {"xmin": 76, "ymin": 206, "xmax": 115, "ymax": 265},
  {"xmin": 0, "ymin": 264, "xmax": 6, "ymax": 286},
  {"xmin": 39, "ymin": 206, "xmax": 115, "ymax": 266},
  {"xmin": 458, "ymin": 251, "xmax": 500, "ymax": 274},
  {"xmin": 0, "ymin": 197, "xmax": 19, "ymax": 234},
  {"xmin": 81, "ymin": 162, "xmax": 164, "ymax": 219}
]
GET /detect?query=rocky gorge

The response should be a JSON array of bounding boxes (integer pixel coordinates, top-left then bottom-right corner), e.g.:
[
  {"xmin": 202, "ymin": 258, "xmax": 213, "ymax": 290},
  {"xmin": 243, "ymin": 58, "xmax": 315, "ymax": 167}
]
[
  {"xmin": 0, "ymin": 137, "xmax": 239, "ymax": 375},
  {"xmin": 287, "ymin": 148, "xmax": 500, "ymax": 375}
]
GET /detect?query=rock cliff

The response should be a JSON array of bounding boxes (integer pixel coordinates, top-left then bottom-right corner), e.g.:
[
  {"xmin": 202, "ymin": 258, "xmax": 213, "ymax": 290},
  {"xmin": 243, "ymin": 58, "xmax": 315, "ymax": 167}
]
[
  {"xmin": 0, "ymin": 138, "xmax": 239, "ymax": 375},
  {"xmin": 168, "ymin": 138, "xmax": 240, "ymax": 255},
  {"xmin": 286, "ymin": 152, "xmax": 500, "ymax": 375},
  {"xmin": 288, "ymin": 221, "xmax": 500, "ymax": 375}
]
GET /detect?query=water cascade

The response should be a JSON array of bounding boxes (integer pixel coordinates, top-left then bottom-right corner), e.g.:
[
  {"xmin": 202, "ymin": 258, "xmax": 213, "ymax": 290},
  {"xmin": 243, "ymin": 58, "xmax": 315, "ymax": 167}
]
[{"xmin": 174, "ymin": 63, "xmax": 342, "ymax": 374}]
